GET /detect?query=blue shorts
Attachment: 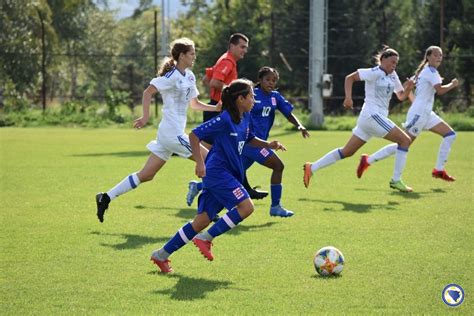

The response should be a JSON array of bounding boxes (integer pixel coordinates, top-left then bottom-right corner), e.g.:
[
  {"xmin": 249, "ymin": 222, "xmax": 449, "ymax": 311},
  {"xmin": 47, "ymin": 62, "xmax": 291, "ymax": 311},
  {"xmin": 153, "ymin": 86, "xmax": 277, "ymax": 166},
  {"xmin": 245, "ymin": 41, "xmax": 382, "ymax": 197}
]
[
  {"xmin": 197, "ymin": 172, "xmax": 250, "ymax": 220},
  {"xmin": 242, "ymin": 145, "xmax": 275, "ymax": 170}
]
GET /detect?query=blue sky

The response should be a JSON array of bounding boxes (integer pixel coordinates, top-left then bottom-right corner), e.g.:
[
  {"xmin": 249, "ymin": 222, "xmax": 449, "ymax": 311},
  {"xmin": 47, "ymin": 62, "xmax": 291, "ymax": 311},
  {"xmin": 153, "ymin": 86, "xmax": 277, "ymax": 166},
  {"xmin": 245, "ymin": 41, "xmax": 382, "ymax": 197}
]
[{"xmin": 102, "ymin": 0, "xmax": 189, "ymax": 19}]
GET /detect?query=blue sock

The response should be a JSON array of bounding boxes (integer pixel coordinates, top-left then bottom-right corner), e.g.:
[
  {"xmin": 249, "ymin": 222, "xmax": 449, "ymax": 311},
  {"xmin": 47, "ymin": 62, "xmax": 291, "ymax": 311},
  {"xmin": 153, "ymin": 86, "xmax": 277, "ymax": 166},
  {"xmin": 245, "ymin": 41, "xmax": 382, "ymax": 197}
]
[
  {"xmin": 207, "ymin": 208, "xmax": 243, "ymax": 238},
  {"xmin": 163, "ymin": 222, "xmax": 198, "ymax": 254},
  {"xmin": 197, "ymin": 182, "xmax": 203, "ymax": 191},
  {"xmin": 270, "ymin": 184, "xmax": 282, "ymax": 207}
]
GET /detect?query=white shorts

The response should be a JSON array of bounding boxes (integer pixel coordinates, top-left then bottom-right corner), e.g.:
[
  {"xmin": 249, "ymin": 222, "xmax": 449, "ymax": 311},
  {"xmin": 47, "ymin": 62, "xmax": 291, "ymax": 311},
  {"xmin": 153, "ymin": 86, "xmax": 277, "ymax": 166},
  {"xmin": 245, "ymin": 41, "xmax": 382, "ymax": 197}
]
[
  {"xmin": 352, "ymin": 112, "xmax": 395, "ymax": 142},
  {"xmin": 146, "ymin": 134, "xmax": 192, "ymax": 161},
  {"xmin": 402, "ymin": 110, "xmax": 443, "ymax": 137}
]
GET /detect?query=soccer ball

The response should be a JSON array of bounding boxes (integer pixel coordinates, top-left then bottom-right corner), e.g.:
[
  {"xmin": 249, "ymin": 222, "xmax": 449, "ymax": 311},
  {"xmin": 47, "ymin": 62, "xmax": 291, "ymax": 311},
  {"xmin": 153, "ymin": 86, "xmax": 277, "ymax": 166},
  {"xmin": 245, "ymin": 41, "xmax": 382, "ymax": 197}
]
[{"xmin": 314, "ymin": 246, "xmax": 345, "ymax": 276}]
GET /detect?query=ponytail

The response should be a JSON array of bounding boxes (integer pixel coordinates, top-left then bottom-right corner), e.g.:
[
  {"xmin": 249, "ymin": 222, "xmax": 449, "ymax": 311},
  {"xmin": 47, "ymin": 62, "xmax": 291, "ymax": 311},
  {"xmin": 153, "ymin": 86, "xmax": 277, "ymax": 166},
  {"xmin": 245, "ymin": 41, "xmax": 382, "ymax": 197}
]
[
  {"xmin": 374, "ymin": 45, "xmax": 399, "ymax": 65},
  {"xmin": 414, "ymin": 46, "xmax": 442, "ymax": 80},
  {"xmin": 157, "ymin": 37, "xmax": 195, "ymax": 76},
  {"xmin": 158, "ymin": 57, "xmax": 176, "ymax": 76}
]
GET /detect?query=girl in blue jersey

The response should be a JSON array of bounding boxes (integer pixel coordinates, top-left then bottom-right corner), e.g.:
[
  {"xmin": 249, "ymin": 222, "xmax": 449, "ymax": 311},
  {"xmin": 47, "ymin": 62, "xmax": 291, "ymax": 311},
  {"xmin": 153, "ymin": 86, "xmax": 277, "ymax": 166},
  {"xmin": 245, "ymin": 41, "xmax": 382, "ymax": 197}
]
[
  {"xmin": 303, "ymin": 46, "xmax": 415, "ymax": 192},
  {"xmin": 150, "ymin": 79, "xmax": 286, "ymax": 273},
  {"xmin": 186, "ymin": 67, "xmax": 309, "ymax": 218},
  {"xmin": 357, "ymin": 46, "xmax": 459, "ymax": 181}
]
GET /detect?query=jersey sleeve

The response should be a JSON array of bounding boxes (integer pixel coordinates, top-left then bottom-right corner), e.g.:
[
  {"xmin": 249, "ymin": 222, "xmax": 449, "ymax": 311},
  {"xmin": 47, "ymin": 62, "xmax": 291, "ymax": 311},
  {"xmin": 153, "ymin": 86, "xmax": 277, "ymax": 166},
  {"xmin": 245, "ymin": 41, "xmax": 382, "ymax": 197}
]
[
  {"xmin": 188, "ymin": 71, "xmax": 199, "ymax": 99},
  {"xmin": 192, "ymin": 114, "xmax": 229, "ymax": 141},
  {"xmin": 358, "ymin": 67, "xmax": 380, "ymax": 82},
  {"xmin": 212, "ymin": 59, "xmax": 235, "ymax": 82},
  {"xmin": 393, "ymin": 72, "xmax": 403, "ymax": 93},
  {"xmin": 275, "ymin": 92, "xmax": 294, "ymax": 118},
  {"xmin": 428, "ymin": 71, "xmax": 443, "ymax": 87},
  {"xmin": 150, "ymin": 76, "xmax": 174, "ymax": 91}
]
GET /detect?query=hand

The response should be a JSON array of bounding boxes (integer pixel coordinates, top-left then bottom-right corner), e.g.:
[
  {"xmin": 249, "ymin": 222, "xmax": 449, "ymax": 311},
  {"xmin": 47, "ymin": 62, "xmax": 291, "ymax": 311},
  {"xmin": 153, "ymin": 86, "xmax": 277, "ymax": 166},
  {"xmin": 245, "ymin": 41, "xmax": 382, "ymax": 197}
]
[
  {"xmin": 451, "ymin": 78, "xmax": 459, "ymax": 87},
  {"xmin": 343, "ymin": 98, "xmax": 353, "ymax": 109},
  {"xmin": 268, "ymin": 140, "xmax": 286, "ymax": 151},
  {"xmin": 195, "ymin": 162, "xmax": 206, "ymax": 178},
  {"xmin": 298, "ymin": 126, "xmax": 310, "ymax": 138},
  {"xmin": 215, "ymin": 100, "xmax": 222, "ymax": 112},
  {"xmin": 404, "ymin": 77, "xmax": 416, "ymax": 91},
  {"xmin": 133, "ymin": 116, "xmax": 149, "ymax": 129}
]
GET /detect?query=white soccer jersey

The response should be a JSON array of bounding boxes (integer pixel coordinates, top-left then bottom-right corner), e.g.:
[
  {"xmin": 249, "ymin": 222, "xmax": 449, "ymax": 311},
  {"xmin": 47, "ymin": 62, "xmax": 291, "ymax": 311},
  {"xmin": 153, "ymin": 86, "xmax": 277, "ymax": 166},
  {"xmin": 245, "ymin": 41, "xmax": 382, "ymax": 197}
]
[
  {"xmin": 150, "ymin": 68, "xmax": 199, "ymax": 138},
  {"xmin": 411, "ymin": 65, "xmax": 442, "ymax": 114},
  {"xmin": 358, "ymin": 66, "xmax": 403, "ymax": 117}
]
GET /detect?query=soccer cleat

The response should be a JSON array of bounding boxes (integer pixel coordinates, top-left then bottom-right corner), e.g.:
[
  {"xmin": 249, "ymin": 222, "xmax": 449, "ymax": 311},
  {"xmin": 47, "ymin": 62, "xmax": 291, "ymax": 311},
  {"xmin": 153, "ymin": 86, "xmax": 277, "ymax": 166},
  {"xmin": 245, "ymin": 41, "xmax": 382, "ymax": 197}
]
[
  {"xmin": 357, "ymin": 154, "xmax": 370, "ymax": 178},
  {"xmin": 150, "ymin": 253, "xmax": 173, "ymax": 273},
  {"xmin": 247, "ymin": 187, "xmax": 269, "ymax": 200},
  {"xmin": 303, "ymin": 162, "xmax": 312, "ymax": 188},
  {"xmin": 389, "ymin": 180, "xmax": 413, "ymax": 192},
  {"xmin": 270, "ymin": 204, "xmax": 294, "ymax": 217},
  {"xmin": 186, "ymin": 181, "xmax": 200, "ymax": 206},
  {"xmin": 96, "ymin": 192, "xmax": 111, "ymax": 223},
  {"xmin": 192, "ymin": 238, "xmax": 214, "ymax": 261},
  {"xmin": 432, "ymin": 169, "xmax": 456, "ymax": 182}
]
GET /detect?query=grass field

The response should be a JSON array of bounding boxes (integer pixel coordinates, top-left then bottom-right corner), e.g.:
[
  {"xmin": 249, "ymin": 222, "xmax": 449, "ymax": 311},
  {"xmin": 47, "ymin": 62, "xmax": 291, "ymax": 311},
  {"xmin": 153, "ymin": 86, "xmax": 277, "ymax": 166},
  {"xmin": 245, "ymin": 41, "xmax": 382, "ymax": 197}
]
[{"xmin": 1, "ymin": 127, "xmax": 472, "ymax": 314}]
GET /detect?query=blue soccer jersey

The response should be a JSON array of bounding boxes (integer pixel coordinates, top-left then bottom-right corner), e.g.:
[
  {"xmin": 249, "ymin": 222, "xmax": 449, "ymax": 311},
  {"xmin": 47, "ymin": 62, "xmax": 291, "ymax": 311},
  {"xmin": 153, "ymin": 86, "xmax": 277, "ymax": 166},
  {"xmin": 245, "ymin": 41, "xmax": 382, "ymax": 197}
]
[
  {"xmin": 250, "ymin": 87, "xmax": 294, "ymax": 140},
  {"xmin": 192, "ymin": 111, "xmax": 255, "ymax": 183}
]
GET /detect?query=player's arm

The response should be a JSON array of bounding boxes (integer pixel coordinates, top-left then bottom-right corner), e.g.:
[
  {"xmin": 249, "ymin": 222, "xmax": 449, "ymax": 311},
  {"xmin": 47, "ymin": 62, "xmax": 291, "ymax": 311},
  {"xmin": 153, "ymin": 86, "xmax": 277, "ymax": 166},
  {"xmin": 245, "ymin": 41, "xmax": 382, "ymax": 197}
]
[
  {"xmin": 134, "ymin": 85, "xmax": 157, "ymax": 129},
  {"xmin": 343, "ymin": 71, "xmax": 360, "ymax": 109},
  {"xmin": 286, "ymin": 113, "xmax": 310, "ymax": 138},
  {"xmin": 395, "ymin": 78, "xmax": 415, "ymax": 101},
  {"xmin": 247, "ymin": 137, "xmax": 286, "ymax": 151},
  {"xmin": 209, "ymin": 78, "xmax": 224, "ymax": 91},
  {"xmin": 434, "ymin": 78, "xmax": 459, "ymax": 95},
  {"xmin": 189, "ymin": 98, "xmax": 222, "ymax": 112},
  {"xmin": 189, "ymin": 132, "xmax": 206, "ymax": 178}
]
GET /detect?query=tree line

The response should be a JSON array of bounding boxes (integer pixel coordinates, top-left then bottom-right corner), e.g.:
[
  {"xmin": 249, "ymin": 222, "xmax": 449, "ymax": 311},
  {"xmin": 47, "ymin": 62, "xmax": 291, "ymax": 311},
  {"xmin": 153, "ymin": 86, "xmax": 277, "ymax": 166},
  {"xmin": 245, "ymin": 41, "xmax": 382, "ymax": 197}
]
[{"xmin": 1, "ymin": 0, "xmax": 472, "ymax": 114}]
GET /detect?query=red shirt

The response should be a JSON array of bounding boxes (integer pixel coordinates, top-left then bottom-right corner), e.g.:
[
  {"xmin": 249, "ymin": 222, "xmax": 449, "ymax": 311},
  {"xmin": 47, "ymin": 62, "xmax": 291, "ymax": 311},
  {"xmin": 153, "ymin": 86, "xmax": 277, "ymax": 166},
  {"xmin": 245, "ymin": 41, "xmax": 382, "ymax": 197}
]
[{"xmin": 209, "ymin": 51, "xmax": 238, "ymax": 101}]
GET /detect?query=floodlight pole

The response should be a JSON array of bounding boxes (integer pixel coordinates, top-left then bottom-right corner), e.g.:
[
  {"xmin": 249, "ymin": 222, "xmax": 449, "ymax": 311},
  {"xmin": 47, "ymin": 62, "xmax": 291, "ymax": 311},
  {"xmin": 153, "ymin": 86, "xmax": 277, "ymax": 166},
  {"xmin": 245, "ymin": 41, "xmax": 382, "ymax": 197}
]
[{"xmin": 308, "ymin": 0, "xmax": 327, "ymax": 127}]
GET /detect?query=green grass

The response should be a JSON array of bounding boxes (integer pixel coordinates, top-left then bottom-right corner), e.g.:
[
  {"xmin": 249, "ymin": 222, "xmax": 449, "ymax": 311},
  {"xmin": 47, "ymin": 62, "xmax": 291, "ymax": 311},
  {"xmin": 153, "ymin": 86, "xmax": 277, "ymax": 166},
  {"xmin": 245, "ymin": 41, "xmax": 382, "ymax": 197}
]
[{"xmin": 1, "ymin": 127, "xmax": 472, "ymax": 314}]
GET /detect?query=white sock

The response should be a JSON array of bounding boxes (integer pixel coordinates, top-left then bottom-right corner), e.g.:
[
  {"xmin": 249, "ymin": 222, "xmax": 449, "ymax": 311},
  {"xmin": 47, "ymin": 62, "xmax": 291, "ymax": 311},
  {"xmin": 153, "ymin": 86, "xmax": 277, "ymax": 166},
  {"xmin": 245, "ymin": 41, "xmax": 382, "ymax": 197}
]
[
  {"xmin": 368, "ymin": 144, "xmax": 397, "ymax": 164},
  {"xmin": 310, "ymin": 149, "xmax": 344, "ymax": 173},
  {"xmin": 107, "ymin": 173, "xmax": 141, "ymax": 200},
  {"xmin": 435, "ymin": 132, "xmax": 456, "ymax": 170},
  {"xmin": 392, "ymin": 147, "xmax": 408, "ymax": 181}
]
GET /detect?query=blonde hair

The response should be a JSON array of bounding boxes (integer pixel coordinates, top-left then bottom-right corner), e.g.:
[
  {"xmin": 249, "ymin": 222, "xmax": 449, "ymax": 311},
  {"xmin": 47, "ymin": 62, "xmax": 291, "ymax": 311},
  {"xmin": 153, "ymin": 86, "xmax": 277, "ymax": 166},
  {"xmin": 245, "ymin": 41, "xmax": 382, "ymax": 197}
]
[
  {"xmin": 414, "ymin": 46, "xmax": 442, "ymax": 79},
  {"xmin": 158, "ymin": 37, "xmax": 195, "ymax": 76}
]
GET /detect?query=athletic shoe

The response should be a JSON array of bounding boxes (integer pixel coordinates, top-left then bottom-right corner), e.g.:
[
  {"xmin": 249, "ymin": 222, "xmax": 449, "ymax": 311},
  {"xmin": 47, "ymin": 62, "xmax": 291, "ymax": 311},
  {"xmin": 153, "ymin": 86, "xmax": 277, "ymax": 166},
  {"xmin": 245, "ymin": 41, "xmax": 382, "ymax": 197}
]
[
  {"xmin": 96, "ymin": 192, "xmax": 111, "ymax": 223},
  {"xmin": 192, "ymin": 238, "xmax": 214, "ymax": 261},
  {"xmin": 186, "ymin": 181, "xmax": 200, "ymax": 206},
  {"xmin": 247, "ymin": 187, "xmax": 269, "ymax": 200},
  {"xmin": 389, "ymin": 180, "xmax": 413, "ymax": 192},
  {"xmin": 303, "ymin": 162, "xmax": 312, "ymax": 188},
  {"xmin": 357, "ymin": 154, "xmax": 370, "ymax": 178},
  {"xmin": 270, "ymin": 204, "xmax": 294, "ymax": 217},
  {"xmin": 432, "ymin": 169, "xmax": 456, "ymax": 182},
  {"xmin": 150, "ymin": 252, "xmax": 173, "ymax": 273}
]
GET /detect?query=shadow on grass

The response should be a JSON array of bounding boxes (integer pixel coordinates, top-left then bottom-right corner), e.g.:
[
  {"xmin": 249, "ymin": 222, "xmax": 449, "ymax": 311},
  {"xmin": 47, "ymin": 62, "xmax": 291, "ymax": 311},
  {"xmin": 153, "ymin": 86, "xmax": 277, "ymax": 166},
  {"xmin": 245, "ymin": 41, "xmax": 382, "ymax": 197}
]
[
  {"xmin": 72, "ymin": 151, "xmax": 149, "ymax": 158},
  {"xmin": 311, "ymin": 274, "xmax": 343, "ymax": 280},
  {"xmin": 134, "ymin": 205, "xmax": 196, "ymax": 220},
  {"xmin": 150, "ymin": 273, "xmax": 234, "ymax": 300},
  {"xmin": 91, "ymin": 231, "xmax": 168, "ymax": 250},
  {"xmin": 299, "ymin": 198, "xmax": 399, "ymax": 213},
  {"xmin": 226, "ymin": 221, "xmax": 279, "ymax": 236}
]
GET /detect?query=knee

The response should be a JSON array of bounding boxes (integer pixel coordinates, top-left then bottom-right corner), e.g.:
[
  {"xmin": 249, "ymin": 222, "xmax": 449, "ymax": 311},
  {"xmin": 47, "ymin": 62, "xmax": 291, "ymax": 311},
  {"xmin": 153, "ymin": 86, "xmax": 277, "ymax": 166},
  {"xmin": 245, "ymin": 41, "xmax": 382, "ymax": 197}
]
[
  {"xmin": 240, "ymin": 204, "xmax": 254, "ymax": 219},
  {"xmin": 273, "ymin": 161, "xmax": 284, "ymax": 173}
]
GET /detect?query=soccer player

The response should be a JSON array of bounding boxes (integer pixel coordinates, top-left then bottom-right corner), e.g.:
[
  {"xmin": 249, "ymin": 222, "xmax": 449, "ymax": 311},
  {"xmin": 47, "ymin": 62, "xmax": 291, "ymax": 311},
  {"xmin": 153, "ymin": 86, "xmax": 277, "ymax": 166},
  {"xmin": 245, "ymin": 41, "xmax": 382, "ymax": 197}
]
[
  {"xmin": 303, "ymin": 46, "xmax": 415, "ymax": 192},
  {"xmin": 150, "ymin": 79, "xmax": 286, "ymax": 273},
  {"xmin": 356, "ymin": 46, "xmax": 459, "ymax": 181},
  {"xmin": 187, "ymin": 67, "xmax": 310, "ymax": 217},
  {"xmin": 95, "ymin": 38, "xmax": 220, "ymax": 223}
]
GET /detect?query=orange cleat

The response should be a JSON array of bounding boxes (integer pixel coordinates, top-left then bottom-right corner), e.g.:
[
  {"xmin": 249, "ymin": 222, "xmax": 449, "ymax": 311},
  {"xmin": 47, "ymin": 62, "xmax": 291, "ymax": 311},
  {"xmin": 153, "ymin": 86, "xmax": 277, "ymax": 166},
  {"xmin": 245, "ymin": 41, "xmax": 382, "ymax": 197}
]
[
  {"xmin": 357, "ymin": 154, "xmax": 370, "ymax": 178},
  {"xmin": 432, "ymin": 169, "xmax": 456, "ymax": 182},
  {"xmin": 303, "ymin": 162, "xmax": 312, "ymax": 188},
  {"xmin": 150, "ymin": 257, "xmax": 173, "ymax": 273},
  {"xmin": 193, "ymin": 238, "xmax": 214, "ymax": 261}
]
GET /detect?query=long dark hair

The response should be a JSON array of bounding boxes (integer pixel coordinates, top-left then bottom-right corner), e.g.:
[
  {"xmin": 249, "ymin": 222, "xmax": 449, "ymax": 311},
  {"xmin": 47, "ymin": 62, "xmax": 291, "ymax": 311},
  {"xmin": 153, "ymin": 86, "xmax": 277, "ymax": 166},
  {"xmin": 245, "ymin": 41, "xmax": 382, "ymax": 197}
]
[
  {"xmin": 221, "ymin": 79, "xmax": 253, "ymax": 123},
  {"xmin": 158, "ymin": 37, "xmax": 194, "ymax": 76},
  {"xmin": 414, "ymin": 46, "xmax": 442, "ymax": 79},
  {"xmin": 374, "ymin": 45, "xmax": 399, "ymax": 65}
]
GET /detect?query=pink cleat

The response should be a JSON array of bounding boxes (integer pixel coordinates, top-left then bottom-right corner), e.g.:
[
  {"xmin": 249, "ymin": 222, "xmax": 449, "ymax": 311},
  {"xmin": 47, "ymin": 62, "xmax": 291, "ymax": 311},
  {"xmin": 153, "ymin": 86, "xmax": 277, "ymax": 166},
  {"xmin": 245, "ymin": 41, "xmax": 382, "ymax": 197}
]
[
  {"xmin": 193, "ymin": 238, "xmax": 214, "ymax": 261},
  {"xmin": 357, "ymin": 154, "xmax": 370, "ymax": 178},
  {"xmin": 150, "ymin": 256, "xmax": 173, "ymax": 273},
  {"xmin": 432, "ymin": 169, "xmax": 456, "ymax": 182}
]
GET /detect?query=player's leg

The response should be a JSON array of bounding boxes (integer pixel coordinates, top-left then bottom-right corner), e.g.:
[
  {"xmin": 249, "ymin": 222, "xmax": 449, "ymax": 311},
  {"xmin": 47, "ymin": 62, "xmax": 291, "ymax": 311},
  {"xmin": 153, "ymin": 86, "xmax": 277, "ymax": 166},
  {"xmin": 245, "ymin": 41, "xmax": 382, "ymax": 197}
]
[
  {"xmin": 430, "ymin": 121, "xmax": 456, "ymax": 181},
  {"xmin": 96, "ymin": 154, "xmax": 166, "ymax": 223},
  {"xmin": 384, "ymin": 126, "xmax": 413, "ymax": 192},
  {"xmin": 241, "ymin": 151, "xmax": 268, "ymax": 200},
  {"xmin": 304, "ymin": 134, "xmax": 366, "ymax": 188},
  {"xmin": 262, "ymin": 155, "xmax": 293, "ymax": 217},
  {"xmin": 150, "ymin": 212, "xmax": 211, "ymax": 273}
]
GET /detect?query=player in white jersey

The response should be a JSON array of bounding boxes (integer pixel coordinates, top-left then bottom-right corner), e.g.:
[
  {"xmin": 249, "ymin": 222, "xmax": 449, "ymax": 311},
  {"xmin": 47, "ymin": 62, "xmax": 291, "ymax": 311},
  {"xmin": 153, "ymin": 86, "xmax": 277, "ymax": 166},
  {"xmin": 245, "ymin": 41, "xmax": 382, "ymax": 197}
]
[
  {"xmin": 95, "ymin": 38, "xmax": 220, "ymax": 223},
  {"xmin": 356, "ymin": 46, "xmax": 459, "ymax": 182},
  {"xmin": 303, "ymin": 46, "xmax": 415, "ymax": 192}
]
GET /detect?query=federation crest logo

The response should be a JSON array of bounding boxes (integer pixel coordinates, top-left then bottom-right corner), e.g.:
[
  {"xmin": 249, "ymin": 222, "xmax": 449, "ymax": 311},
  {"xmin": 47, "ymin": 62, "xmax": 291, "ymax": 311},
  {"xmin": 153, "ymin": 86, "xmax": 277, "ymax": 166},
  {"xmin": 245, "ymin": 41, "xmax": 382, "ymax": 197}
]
[{"xmin": 442, "ymin": 284, "xmax": 464, "ymax": 307}]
